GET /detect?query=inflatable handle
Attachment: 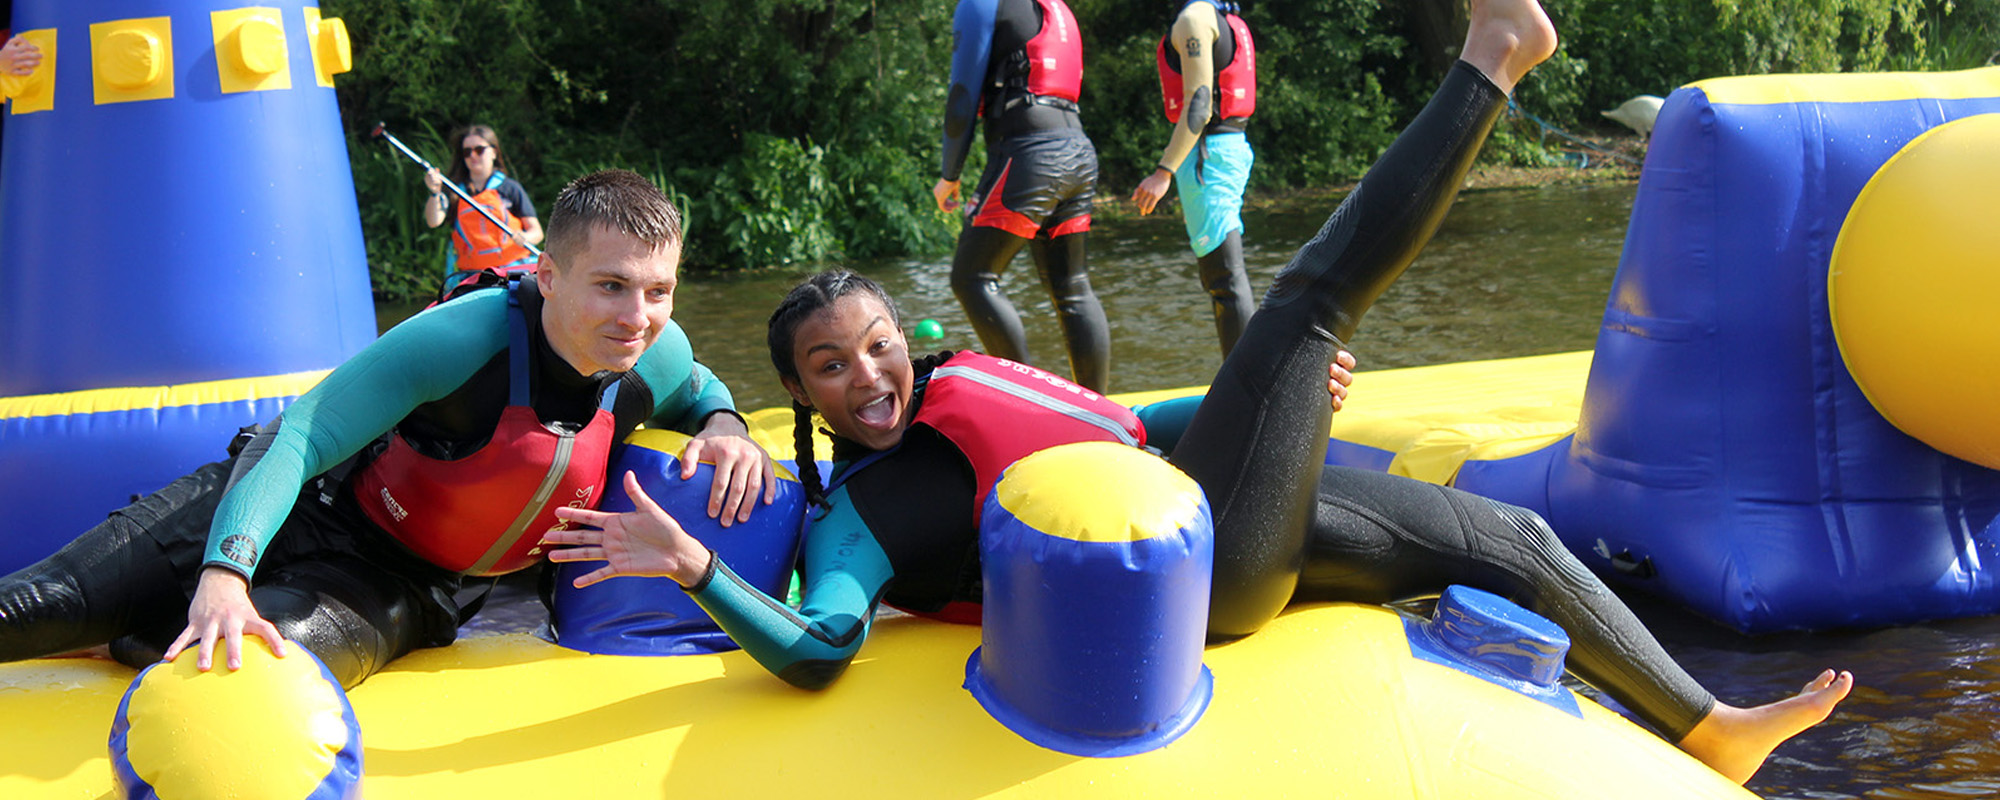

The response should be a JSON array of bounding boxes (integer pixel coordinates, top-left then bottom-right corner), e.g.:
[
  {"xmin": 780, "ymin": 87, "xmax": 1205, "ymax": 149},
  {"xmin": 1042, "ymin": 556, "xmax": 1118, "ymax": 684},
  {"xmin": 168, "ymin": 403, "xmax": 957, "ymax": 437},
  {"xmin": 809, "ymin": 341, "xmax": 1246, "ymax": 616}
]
[{"xmin": 1406, "ymin": 585, "xmax": 1581, "ymax": 717}]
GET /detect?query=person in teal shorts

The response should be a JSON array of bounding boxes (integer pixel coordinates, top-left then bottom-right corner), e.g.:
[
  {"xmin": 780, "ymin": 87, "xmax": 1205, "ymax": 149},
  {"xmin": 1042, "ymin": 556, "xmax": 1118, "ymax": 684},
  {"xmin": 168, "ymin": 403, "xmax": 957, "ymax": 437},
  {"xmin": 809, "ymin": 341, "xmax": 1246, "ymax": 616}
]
[{"xmin": 1130, "ymin": 0, "xmax": 1259, "ymax": 355}]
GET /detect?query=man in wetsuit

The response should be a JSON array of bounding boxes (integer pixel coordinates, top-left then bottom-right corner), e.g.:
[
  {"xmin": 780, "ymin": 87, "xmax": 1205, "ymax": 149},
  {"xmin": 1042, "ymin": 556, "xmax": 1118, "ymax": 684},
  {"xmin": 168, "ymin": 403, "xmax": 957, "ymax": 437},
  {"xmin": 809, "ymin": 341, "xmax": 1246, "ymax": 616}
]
[
  {"xmin": 0, "ymin": 169, "xmax": 775, "ymax": 688},
  {"xmin": 932, "ymin": 0, "xmax": 1111, "ymax": 392},
  {"xmin": 1130, "ymin": 0, "xmax": 1257, "ymax": 355}
]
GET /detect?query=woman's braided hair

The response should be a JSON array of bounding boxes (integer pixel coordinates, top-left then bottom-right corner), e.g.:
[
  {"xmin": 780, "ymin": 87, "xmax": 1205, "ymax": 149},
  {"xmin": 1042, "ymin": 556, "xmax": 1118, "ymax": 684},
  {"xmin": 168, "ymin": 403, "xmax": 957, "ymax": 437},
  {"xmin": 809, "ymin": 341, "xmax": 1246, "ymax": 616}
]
[{"xmin": 766, "ymin": 270, "xmax": 904, "ymax": 508}]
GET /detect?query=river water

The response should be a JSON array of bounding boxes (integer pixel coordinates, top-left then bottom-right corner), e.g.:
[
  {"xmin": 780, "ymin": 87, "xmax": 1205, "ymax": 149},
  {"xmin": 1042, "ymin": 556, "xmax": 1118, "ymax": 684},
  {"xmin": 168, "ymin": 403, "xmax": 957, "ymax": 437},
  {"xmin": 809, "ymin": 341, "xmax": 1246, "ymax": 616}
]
[{"xmin": 394, "ymin": 182, "xmax": 2000, "ymax": 799}]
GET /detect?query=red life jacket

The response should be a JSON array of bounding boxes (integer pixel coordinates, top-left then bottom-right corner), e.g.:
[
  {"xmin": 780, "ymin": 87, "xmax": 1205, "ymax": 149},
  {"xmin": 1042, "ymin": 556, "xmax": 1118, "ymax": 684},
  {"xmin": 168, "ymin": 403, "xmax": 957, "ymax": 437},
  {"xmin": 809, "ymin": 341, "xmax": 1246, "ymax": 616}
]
[
  {"xmin": 1157, "ymin": 3, "xmax": 1257, "ymax": 124},
  {"xmin": 915, "ymin": 351, "xmax": 1145, "ymax": 523},
  {"xmin": 352, "ymin": 289, "xmax": 619, "ymax": 576},
  {"xmin": 1006, "ymin": 0, "xmax": 1083, "ymax": 104},
  {"xmin": 450, "ymin": 172, "xmax": 537, "ymax": 274},
  {"xmin": 837, "ymin": 352, "xmax": 1144, "ymax": 624}
]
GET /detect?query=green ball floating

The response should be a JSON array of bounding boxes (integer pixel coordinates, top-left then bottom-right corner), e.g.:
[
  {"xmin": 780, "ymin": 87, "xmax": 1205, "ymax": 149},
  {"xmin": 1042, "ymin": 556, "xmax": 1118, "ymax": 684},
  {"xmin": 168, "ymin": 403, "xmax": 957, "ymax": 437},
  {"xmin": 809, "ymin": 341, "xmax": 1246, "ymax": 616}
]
[{"xmin": 914, "ymin": 319, "xmax": 944, "ymax": 339}]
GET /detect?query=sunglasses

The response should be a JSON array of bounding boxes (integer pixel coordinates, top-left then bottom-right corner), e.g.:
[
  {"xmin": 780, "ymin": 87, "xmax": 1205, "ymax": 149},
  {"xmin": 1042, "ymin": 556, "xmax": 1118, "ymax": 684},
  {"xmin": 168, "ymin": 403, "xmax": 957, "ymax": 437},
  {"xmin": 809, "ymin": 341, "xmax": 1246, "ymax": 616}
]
[{"xmin": 462, "ymin": 145, "xmax": 492, "ymax": 158}]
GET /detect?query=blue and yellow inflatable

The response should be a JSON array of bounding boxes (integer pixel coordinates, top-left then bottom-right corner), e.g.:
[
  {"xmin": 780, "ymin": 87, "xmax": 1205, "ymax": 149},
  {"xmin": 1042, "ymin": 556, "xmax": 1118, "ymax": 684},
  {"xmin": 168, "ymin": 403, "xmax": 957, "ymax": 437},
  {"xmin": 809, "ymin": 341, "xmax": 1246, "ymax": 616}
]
[
  {"xmin": 0, "ymin": 0, "xmax": 365, "ymax": 572},
  {"xmin": 1311, "ymin": 66, "xmax": 2000, "ymax": 633}
]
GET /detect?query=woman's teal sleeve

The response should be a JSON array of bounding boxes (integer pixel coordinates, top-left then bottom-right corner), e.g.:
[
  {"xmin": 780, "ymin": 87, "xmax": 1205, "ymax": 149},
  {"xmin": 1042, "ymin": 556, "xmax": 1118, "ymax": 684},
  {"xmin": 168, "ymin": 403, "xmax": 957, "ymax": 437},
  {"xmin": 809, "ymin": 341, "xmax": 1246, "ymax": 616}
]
[
  {"xmin": 1130, "ymin": 394, "xmax": 1204, "ymax": 455},
  {"xmin": 690, "ymin": 485, "xmax": 895, "ymax": 689},
  {"xmin": 202, "ymin": 292, "xmax": 509, "ymax": 577}
]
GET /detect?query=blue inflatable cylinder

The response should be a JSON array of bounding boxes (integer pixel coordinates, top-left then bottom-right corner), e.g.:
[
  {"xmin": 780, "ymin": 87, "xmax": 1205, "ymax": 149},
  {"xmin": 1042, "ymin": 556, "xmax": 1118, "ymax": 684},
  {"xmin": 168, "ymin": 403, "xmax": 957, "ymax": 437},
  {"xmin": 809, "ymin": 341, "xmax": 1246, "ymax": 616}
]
[
  {"xmin": 964, "ymin": 442, "xmax": 1214, "ymax": 757},
  {"xmin": 1404, "ymin": 585, "xmax": 1581, "ymax": 717},
  {"xmin": 0, "ymin": 0, "xmax": 374, "ymax": 396},
  {"xmin": 550, "ymin": 430, "xmax": 806, "ymax": 656}
]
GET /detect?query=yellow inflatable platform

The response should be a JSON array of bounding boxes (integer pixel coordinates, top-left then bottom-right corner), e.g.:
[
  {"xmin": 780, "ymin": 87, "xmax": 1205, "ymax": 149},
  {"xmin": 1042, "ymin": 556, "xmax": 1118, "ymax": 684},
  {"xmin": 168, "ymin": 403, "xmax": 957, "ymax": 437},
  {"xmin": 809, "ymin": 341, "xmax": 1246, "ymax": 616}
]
[
  {"xmin": 1, "ymin": 600, "xmax": 1745, "ymax": 798},
  {"xmin": 1, "ymin": 359, "xmax": 1748, "ymax": 799}
]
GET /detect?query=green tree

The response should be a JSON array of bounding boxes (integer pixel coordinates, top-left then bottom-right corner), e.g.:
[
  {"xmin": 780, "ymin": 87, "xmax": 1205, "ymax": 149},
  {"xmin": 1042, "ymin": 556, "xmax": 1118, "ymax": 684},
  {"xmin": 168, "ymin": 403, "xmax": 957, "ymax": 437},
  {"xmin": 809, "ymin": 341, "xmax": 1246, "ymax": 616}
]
[{"xmin": 328, "ymin": 0, "xmax": 1995, "ymax": 301}]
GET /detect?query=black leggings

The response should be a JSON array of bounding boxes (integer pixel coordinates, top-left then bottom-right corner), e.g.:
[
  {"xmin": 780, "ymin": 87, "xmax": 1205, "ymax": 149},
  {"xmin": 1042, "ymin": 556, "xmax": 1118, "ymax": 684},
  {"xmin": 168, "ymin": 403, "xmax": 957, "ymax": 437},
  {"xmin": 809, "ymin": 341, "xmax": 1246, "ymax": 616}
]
[
  {"xmin": 1166, "ymin": 62, "xmax": 1714, "ymax": 740},
  {"xmin": 1196, "ymin": 229, "xmax": 1254, "ymax": 355},
  {"xmin": 0, "ymin": 461, "xmax": 460, "ymax": 688},
  {"xmin": 951, "ymin": 226, "xmax": 1110, "ymax": 392}
]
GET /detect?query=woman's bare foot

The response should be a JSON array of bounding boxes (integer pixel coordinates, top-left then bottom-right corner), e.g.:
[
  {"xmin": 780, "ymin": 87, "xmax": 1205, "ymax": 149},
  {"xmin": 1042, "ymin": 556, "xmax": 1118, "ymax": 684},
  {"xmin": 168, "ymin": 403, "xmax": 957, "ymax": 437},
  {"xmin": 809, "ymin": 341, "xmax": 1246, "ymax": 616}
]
[
  {"xmin": 1676, "ymin": 669, "xmax": 1854, "ymax": 784},
  {"xmin": 1460, "ymin": 0, "xmax": 1560, "ymax": 94}
]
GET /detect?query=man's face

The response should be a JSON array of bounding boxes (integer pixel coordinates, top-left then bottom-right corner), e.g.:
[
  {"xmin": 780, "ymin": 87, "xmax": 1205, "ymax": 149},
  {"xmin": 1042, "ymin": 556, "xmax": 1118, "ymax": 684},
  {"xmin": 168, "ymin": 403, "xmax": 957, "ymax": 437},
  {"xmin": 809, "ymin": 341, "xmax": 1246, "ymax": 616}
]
[{"xmin": 535, "ymin": 225, "xmax": 679, "ymax": 376}]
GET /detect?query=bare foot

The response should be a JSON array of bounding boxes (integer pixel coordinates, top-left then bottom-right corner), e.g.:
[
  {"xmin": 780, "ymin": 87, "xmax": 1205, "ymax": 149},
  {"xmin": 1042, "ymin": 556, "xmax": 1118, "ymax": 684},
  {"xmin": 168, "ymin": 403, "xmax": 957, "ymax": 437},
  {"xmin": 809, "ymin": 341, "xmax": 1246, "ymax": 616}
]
[
  {"xmin": 1460, "ymin": 0, "xmax": 1560, "ymax": 94},
  {"xmin": 1676, "ymin": 669, "xmax": 1854, "ymax": 784}
]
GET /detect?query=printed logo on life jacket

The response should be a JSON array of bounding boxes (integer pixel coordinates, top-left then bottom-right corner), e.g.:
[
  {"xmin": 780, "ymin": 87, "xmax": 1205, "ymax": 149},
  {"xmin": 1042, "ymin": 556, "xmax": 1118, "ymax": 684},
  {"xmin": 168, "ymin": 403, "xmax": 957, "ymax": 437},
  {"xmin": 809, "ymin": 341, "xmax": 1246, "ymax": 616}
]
[
  {"xmin": 533, "ymin": 484, "xmax": 598, "ymax": 553},
  {"xmin": 218, "ymin": 534, "xmax": 259, "ymax": 568},
  {"xmin": 994, "ymin": 358, "xmax": 1103, "ymax": 402},
  {"xmin": 379, "ymin": 487, "xmax": 410, "ymax": 522}
]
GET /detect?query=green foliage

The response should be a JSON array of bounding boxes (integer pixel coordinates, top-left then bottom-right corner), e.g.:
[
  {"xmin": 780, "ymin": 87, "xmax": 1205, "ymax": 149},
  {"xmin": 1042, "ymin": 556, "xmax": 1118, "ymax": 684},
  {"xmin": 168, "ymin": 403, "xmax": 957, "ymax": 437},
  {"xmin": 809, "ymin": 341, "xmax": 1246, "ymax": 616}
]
[
  {"xmin": 348, "ymin": 123, "xmax": 452, "ymax": 303},
  {"xmin": 1552, "ymin": 0, "xmax": 1977, "ymax": 117},
  {"xmin": 1078, "ymin": 0, "xmax": 1406, "ymax": 190},
  {"xmin": 327, "ymin": 0, "xmax": 1998, "ymax": 294},
  {"xmin": 703, "ymin": 135, "xmax": 842, "ymax": 268}
]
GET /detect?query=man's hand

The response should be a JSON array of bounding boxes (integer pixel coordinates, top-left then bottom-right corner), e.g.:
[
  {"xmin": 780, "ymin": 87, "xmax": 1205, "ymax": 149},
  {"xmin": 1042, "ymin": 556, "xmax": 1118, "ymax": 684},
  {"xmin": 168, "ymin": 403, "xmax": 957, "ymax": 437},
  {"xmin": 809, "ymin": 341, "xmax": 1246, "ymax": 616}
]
[
  {"xmin": 546, "ymin": 471, "xmax": 713, "ymax": 588},
  {"xmin": 1329, "ymin": 349, "xmax": 1357, "ymax": 412},
  {"xmin": 932, "ymin": 179, "xmax": 962, "ymax": 213},
  {"xmin": 1130, "ymin": 169, "xmax": 1174, "ymax": 215},
  {"xmin": 163, "ymin": 567, "xmax": 289, "ymax": 671},
  {"xmin": 1, "ymin": 36, "xmax": 43, "ymax": 77},
  {"xmin": 681, "ymin": 413, "xmax": 776, "ymax": 526}
]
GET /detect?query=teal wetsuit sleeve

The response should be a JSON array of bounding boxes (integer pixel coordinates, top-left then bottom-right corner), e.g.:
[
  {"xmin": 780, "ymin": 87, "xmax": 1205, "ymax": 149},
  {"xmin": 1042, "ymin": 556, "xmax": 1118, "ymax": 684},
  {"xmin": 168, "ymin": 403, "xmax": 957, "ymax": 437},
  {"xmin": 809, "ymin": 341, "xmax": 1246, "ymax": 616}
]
[
  {"xmin": 632, "ymin": 320, "xmax": 738, "ymax": 432},
  {"xmin": 202, "ymin": 291, "xmax": 510, "ymax": 577},
  {"xmin": 1131, "ymin": 394, "xmax": 1204, "ymax": 455},
  {"xmin": 690, "ymin": 485, "xmax": 895, "ymax": 689}
]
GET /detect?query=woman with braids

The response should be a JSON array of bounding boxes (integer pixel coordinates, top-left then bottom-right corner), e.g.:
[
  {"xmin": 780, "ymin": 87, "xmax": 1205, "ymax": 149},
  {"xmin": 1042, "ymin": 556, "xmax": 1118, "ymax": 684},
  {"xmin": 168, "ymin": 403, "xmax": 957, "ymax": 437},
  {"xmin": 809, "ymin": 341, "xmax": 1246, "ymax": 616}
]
[{"xmin": 543, "ymin": 0, "xmax": 1850, "ymax": 783}]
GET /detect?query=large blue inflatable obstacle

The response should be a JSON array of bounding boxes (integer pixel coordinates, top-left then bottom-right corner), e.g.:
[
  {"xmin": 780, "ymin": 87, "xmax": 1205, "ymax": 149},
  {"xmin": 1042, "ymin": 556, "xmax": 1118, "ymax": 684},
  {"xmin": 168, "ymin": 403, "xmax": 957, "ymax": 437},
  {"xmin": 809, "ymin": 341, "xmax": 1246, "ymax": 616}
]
[
  {"xmin": 0, "ymin": 0, "xmax": 364, "ymax": 573},
  {"xmin": 1313, "ymin": 66, "xmax": 2000, "ymax": 633}
]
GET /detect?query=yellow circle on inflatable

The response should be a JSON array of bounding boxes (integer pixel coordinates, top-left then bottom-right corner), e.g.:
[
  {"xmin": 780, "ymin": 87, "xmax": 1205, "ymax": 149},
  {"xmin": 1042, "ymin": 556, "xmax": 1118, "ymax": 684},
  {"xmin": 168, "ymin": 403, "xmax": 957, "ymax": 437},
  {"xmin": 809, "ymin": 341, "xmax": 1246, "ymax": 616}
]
[
  {"xmin": 113, "ymin": 638, "xmax": 361, "ymax": 799},
  {"xmin": 624, "ymin": 427, "xmax": 801, "ymax": 482},
  {"xmin": 1829, "ymin": 113, "xmax": 2000, "ymax": 470},
  {"xmin": 993, "ymin": 442, "xmax": 1204, "ymax": 543}
]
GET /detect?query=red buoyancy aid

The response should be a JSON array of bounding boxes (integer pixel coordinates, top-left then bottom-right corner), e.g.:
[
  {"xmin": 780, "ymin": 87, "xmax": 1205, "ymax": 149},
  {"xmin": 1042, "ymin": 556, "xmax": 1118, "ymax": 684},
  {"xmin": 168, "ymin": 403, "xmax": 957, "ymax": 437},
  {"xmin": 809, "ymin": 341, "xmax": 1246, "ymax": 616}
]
[
  {"xmin": 1157, "ymin": 4, "xmax": 1256, "ymax": 123},
  {"xmin": 1014, "ymin": 0, "xmax": 1084, "ymax": 103},
  {"xmin": 914, "ymin": 351, "xmax": 1145, "ymax": 524},
  {"xmin": 450, "ymin": 172, "xmax": 537, "ymax": 274},
  {"xmin": 352, "ymin": 290, "xmax": 619, "ymax": 576}
]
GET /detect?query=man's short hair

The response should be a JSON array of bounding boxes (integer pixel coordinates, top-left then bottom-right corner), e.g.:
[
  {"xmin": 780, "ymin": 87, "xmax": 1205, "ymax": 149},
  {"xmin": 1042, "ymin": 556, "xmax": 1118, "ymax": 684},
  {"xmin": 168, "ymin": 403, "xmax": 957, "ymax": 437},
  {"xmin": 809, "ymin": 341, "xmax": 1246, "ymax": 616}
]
[{"xmin": 543, "ymin": 169, "xmax": 684, "ymax": 262}]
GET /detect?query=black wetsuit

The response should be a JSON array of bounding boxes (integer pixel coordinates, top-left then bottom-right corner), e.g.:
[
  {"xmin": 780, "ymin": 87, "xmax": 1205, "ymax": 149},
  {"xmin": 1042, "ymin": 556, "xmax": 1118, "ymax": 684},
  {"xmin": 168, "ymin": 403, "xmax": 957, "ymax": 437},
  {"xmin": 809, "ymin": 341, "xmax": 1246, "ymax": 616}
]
[
  {"xmin": 940, "ymin": 0, "xmax": 1110, "ymax": 391},
  {"xmin": 690, "ymin": 62, "xmax": 1715, "ymax": 740}
]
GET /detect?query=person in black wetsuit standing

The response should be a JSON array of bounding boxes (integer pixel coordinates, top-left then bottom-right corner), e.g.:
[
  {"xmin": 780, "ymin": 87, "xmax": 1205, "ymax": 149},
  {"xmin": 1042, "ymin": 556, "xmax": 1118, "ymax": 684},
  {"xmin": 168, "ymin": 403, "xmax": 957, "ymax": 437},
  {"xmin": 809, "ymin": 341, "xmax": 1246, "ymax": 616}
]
[{"xmin": 931, "ymin": 0, "xmax": 1110, "ymax": 392}]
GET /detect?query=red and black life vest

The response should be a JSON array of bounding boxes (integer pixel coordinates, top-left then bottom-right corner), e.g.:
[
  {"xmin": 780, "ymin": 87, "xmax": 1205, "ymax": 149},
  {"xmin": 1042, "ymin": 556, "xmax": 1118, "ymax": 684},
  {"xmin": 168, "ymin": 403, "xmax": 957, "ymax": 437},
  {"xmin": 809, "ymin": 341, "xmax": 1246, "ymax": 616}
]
[
  {"xmin": 450, "ymin": 172, "xmax": 537, "ymax": 274},
  {"xmin": 993, "ymin": 0, "xmax": 1083, "ymax": 109},
  {"xmin": 1157, "ymin": 2, "xmax": 1257, "ymax": 124},
  {"xmin": 831, "ymin": 351, "xmax": 1145, "ymax": 624},
  {"xmin": 352, "ymin": 289, "xmax": 619, "ymax": 576},
  {"xmin": 914, "ymin": 351, "xmax": 1144, "ymax": 521}
]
